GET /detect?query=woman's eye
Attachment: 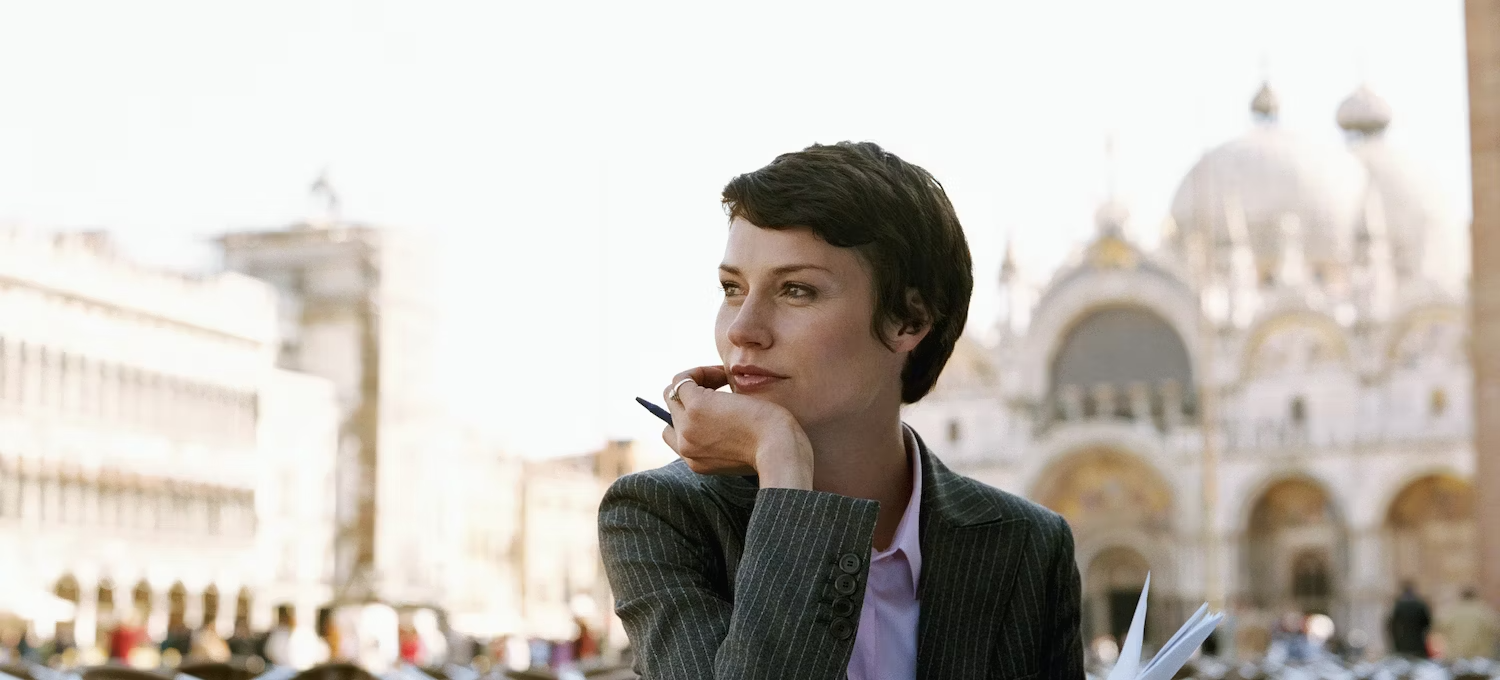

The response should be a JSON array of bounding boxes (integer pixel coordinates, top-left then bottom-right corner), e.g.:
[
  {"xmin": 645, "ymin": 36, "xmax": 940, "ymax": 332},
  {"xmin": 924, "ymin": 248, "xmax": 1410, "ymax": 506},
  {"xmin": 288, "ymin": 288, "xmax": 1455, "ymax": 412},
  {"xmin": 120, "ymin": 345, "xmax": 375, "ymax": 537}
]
[
  {"xmin": 720, "ymin": 281, "xmax": 742, "ymax": 296},
  {"xmin": 783, "ymin": 284, "xmax": 815, "ymax": 299}
]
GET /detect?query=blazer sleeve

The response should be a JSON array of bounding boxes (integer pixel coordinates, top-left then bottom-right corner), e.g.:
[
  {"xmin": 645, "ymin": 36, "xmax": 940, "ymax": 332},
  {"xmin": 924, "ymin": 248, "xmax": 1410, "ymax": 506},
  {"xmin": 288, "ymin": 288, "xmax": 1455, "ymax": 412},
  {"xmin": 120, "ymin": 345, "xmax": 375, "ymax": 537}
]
[
  {"xmin": 599, "ymin": 473, "xmax": 879, "ymax": 680},
  {"xmin": 1044, "ymin": 514, "xmax": 1085, "ymax": 680}
]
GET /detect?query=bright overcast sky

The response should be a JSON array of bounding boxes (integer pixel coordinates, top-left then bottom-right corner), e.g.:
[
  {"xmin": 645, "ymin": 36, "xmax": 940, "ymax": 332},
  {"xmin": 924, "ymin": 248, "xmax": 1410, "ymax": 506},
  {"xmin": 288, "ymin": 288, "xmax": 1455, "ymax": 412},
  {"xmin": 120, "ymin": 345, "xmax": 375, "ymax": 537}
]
[{"xmin": 0, "ymin": 0, "xmax": 1471, "ymax": 460}]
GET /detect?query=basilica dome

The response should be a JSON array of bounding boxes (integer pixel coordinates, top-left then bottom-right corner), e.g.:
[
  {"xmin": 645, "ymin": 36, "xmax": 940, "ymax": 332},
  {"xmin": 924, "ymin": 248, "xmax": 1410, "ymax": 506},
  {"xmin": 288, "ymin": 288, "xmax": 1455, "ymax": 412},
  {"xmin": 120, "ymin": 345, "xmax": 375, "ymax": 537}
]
[
  {"xmin": 1339, "ymin": 84, "xmax": 1456, "ymax": 279},
  {"xmin": 1167, "ymin": 83, "xmax": 1368, "ymax": 282}
]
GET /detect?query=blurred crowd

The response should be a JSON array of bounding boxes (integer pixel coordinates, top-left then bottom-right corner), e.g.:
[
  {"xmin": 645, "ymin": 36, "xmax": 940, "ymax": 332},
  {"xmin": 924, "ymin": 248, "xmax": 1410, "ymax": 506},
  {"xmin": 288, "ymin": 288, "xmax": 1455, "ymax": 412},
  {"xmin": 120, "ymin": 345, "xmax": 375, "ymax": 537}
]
[
  {"xmin": 0, "ymin": 605, "xmax": 618, "ymax": 680},
  {"xmin": 1083, "ymin": 584, "xmax": 1498, "ymax": 678}
]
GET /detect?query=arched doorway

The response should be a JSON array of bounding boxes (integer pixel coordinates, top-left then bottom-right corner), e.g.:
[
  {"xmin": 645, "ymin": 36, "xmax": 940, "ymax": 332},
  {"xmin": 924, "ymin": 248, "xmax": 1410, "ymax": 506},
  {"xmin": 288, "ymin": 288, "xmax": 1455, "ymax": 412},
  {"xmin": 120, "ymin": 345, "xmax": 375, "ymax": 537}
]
[
  {"xmin": 1048, "ymin": 306, "xmax": 1194, "ymax": 429},
  {"xmin": 1085, "ymin": 547, "xmax": 1151, "ymax": 647},
  {"xmin": 132, "ymin": 580, "xmax": 152, "ymax": 621},
  {"xmin": 202, "ymin": 585, "xmax": 220, "ymax": 630},
  {"xmin": 95, "ymin": 580, "xmax": 115, "ymax": 648},
  {"xmin": 1031, "ymin": 447, "xmax": 1175, "ymax": 644},
  {"xmin": 53, "ymin": 574, "xmax": 80, "ymax": 645},
  {"xmin": 235, "ymin": 588, "xmax": 252, "ymax": 631},
  {"xmin": 167, "ymin": 582, "xmax": 187, "ymax": 630},
  {"xmin": 1385, "ymin": 474, "xmax": 1475, "ymax": 606},
  {"xmin": 1244, "ymin": 478, "xmax": 1347, "ymax": 618}
]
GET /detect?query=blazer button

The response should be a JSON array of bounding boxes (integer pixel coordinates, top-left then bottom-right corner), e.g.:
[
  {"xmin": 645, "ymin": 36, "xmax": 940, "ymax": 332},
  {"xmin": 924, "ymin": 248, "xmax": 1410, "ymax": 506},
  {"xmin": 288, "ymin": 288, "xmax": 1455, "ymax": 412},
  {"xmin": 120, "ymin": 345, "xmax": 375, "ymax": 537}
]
[
  {"xmin": 834, "ymin": 573, "xmax": 857, "ymax": 596},
  {"xmin": 830, "ymin": 617, "xmax": 855, "ymax": 641},
  {"xmin": 831, "ymin": 597, "xmax": 855, "ymax": 618},
  {"xmin": 838, "ymin": 553, "xmax": 862, "ymax": 574}
]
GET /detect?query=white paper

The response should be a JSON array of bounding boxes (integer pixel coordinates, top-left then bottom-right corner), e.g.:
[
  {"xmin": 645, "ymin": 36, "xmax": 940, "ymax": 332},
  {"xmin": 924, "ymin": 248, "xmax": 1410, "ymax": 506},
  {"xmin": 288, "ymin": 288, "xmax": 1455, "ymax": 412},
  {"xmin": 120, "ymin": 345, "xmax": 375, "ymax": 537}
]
[{"xmin": 1105, "ymin": 573, "xmax": 1224, "ymax": 680}]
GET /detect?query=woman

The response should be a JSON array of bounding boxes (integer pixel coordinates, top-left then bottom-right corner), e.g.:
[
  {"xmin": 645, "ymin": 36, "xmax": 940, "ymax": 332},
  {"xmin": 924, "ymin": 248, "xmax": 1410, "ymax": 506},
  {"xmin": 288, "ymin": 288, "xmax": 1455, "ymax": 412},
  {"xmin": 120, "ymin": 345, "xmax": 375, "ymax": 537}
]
[{"xmin": 599, "ymin": 141, "xmax": 1083, "ymax": 679}]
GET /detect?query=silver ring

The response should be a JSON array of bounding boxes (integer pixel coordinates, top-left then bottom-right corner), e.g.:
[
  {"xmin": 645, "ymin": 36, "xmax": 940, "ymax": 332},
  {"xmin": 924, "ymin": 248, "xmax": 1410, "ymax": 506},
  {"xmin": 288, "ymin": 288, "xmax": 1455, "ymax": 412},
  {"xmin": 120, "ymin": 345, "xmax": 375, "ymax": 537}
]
[{"xmin": 668, "ymin": 378, "xmax": 695, "ymax": 402}]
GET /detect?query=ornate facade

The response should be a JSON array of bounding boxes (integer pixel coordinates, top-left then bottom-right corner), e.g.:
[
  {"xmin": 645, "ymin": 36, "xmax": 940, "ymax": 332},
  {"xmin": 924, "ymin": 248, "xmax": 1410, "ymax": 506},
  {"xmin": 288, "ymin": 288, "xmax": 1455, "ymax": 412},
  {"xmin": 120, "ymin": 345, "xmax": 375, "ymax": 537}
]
[
  {"xmin": 903, "ymin": 84, "xmax": 1475, "ymax": 654},
  {"xmin": 0, "ymin": 229, "xmax": 339, "ymax": 651}
]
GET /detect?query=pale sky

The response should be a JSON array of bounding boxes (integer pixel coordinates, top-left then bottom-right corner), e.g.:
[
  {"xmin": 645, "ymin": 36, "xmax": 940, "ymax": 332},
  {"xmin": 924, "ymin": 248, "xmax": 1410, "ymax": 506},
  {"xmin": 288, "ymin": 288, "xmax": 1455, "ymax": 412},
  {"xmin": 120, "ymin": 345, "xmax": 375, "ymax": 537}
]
[{"xmin": 0, "ymin": 0, "xmax": 1471, "ymax": 460}]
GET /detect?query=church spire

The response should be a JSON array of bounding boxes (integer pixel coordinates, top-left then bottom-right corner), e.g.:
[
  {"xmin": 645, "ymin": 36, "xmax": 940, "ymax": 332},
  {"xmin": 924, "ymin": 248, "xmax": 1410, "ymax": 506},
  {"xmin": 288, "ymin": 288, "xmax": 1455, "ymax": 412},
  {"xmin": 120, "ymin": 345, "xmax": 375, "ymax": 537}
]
[{"xmin": 306, "ymin": 169, "xmax": 342, "ymax": 228}]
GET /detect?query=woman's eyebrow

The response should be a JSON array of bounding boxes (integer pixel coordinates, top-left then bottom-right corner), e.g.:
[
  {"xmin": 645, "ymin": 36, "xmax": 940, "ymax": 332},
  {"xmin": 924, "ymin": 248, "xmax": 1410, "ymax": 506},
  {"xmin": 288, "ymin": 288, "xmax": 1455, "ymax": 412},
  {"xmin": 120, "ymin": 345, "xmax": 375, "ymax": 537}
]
[{"xmin": 718, "ymin": 263, "xmax": 832, "ymax": 276}]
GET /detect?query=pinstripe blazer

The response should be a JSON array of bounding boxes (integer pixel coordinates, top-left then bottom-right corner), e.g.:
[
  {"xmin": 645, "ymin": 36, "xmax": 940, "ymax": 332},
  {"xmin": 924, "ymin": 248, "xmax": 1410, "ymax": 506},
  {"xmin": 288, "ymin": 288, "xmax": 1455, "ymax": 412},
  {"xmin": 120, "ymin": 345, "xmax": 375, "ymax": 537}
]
[{"xmin": 598, "ymin": 426, "xmax": 1083, "ymax": 680}]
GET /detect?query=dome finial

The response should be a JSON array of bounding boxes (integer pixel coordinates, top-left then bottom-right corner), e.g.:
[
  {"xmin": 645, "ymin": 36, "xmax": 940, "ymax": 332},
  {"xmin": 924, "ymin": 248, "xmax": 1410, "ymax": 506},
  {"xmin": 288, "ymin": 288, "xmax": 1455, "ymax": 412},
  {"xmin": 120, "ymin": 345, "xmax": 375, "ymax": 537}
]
[
  {"xmin": 1000, "ymin": 232, "xmax": 1018, "ymax": 283},
  {"xmin": 1251, "ymin": 81, "xmax": 1279, "ymax": 122},
  {"xmin": 306, "ymin": 168, "xmax": 341, "ymax": 228},
  {"xmin": 1337, "ymin": 84, "xmax": 1392, "ymax": 137}
]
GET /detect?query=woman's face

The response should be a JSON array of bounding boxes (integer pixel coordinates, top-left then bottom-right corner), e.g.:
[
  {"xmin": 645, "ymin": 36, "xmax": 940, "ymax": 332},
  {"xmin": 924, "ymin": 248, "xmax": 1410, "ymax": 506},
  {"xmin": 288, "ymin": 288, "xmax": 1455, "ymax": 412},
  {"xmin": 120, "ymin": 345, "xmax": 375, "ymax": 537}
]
[{"xmin": 715, "ymin": 218, "xmax": 923, "ymax": 429}]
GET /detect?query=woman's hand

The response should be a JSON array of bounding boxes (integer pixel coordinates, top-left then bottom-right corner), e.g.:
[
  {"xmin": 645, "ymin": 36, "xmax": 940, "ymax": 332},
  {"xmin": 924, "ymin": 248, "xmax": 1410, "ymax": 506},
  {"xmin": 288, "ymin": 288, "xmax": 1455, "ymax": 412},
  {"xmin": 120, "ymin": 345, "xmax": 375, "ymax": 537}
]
[{"xmin": 661, "ymin": 366, "xmax": 814, "ymax": 490}]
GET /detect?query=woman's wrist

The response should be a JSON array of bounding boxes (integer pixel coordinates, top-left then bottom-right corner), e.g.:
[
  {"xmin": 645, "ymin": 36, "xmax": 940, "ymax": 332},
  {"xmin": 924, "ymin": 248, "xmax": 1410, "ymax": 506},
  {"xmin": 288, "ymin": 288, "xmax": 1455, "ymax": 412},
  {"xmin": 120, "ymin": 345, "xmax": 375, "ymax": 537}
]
[{"xmin": 754, "ymin": 416, "xmax": 814, "ymax": 490}]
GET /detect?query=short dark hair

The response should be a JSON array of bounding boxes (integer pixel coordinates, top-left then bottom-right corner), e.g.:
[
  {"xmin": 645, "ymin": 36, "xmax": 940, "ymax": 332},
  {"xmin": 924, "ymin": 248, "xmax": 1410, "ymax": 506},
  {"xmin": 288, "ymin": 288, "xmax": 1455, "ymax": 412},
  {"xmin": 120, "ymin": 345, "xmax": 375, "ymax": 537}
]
[{"xmin": 721, "ymin": 141, "xmax": 973, "ymax": 403}]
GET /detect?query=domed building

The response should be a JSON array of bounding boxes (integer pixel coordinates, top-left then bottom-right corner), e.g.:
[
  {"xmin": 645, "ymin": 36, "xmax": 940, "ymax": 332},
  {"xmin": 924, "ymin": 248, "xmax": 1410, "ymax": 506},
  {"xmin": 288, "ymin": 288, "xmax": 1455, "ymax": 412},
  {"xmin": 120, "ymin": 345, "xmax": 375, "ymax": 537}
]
[{"xmin": 903, "ymin": 83, "xmax": 1474, "ymax": 656}]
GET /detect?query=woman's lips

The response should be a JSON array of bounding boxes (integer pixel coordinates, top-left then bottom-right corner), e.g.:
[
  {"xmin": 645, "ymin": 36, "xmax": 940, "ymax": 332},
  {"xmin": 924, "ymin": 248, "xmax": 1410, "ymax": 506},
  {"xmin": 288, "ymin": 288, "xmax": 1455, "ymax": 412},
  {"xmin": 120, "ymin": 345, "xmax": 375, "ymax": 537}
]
[{"xmin": 732, "ymin": 373, "xmax": 785, "ymax": 393}]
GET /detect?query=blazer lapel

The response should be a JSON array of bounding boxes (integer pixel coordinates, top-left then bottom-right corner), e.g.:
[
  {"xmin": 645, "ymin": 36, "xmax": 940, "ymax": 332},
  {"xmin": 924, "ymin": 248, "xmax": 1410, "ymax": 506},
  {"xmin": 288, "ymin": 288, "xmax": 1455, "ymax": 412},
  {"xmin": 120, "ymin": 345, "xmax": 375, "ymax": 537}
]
[{"xmin": 913, "ymin": 434, "xmax": 1034, "ymax": 679}]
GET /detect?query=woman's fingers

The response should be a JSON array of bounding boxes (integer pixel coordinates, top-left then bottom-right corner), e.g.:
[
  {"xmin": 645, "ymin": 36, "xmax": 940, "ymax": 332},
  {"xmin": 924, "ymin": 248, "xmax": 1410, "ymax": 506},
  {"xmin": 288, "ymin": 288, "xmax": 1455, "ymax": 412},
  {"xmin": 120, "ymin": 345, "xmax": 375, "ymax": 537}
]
[{"xmin": 685, "ymin": 365, "xmax": 730, "ymax": 390}]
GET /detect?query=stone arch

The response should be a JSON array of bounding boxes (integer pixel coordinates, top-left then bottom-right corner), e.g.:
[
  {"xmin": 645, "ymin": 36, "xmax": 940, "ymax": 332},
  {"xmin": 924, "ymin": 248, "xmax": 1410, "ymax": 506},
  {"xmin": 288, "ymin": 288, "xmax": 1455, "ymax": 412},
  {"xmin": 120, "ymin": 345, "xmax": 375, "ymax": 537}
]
[
  {"xmin": 1242, "ymin": 477, "xmax": 1349, "ymax": 619},
  {"xmin": 131, "ymin": 580, "xmax": 153, "ymax": 621},
  {"xmin": 234, "ymin": 587, "xmax": 253, "ymax": 630},
  {"xmin": 1031, "ymin": 446, "xmax": 1182, "ymax": 643},
  {"xmin": 52, "ymin": 574, "xmax": 81, "ymax": 642},
  {"xmin": 1030, "ymin": 447, "xmax": 1175, "ymax": 534},
  {"xmin": 53, "ymin": 574, "xmax": 81, "ymax": 603},
  {"xmin": 1383, "ymin": 306, "xmax": 1466, "ymax": 373},
  {"xmin": 167, "ymin": 582, "xmax": 188, "ymax": 630},
  {"xmin": 94, "ymin": 579, "xmax": 115, "ymax": 644},
  {"xmin": 1044, "ymin": 305, "xmax": 1195, "ymax": 429},
  {"xmin": 1241, "ymin": 310, "xmax": 1351, "ymax": 380},
  {"xmin": 1019, "ymin": 269, "xmax": 1201, "ymax": 402},
  {"xmin": 202, "ymin": 584, "xmax": 220, "ymax": 629},
  {"xmin": 1384, "ymin": 473, "xmax": 1475, "ymax": 607},
  {"xmin": 1082, "ymin": 547, "xmax": 1152, "ymax": 647}
]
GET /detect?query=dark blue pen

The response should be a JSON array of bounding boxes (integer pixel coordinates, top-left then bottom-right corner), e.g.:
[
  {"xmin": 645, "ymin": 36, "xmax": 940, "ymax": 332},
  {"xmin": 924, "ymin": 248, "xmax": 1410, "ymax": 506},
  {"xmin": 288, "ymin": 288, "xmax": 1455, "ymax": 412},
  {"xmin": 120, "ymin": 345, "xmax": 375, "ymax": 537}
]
[{"xmin": 635, "ymin": 397, "xmax": 673, "ymax": 426}]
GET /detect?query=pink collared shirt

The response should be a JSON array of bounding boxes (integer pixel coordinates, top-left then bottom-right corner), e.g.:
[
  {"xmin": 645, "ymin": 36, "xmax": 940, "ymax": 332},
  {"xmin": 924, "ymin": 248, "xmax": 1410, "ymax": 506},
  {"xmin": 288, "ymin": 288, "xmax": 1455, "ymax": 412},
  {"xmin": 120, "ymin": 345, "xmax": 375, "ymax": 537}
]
[{"xmin": 846, "ymin": 426, "xmax": 923, "ymax": 680}]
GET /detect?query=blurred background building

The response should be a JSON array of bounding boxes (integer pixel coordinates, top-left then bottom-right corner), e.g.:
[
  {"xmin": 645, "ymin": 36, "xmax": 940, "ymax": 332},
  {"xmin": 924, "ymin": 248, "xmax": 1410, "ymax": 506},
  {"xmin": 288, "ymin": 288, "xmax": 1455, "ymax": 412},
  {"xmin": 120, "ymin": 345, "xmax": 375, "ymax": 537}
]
[
  {"xmin": 0, "ymin": 228, "xmax": 334, "ymax": 649},
  {"xmin": 1467, "ymin": 0, "xmax": 1500, "ymax": 617},
  {"xmin": 905, "ymin": 82, "xmax": 1475, "ymax": 656},
  {"xmin": 0, "ymin": 178, "xmax": 645, "ymax": 666}
]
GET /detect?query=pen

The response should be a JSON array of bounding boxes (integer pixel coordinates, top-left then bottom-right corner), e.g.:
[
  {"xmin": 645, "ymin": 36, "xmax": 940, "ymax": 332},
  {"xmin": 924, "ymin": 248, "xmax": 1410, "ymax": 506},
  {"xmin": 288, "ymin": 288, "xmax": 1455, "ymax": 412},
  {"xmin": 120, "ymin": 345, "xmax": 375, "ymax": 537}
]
[{"xmin": 635, "ymin": 397, "xmax": 673, "ymax": 426}]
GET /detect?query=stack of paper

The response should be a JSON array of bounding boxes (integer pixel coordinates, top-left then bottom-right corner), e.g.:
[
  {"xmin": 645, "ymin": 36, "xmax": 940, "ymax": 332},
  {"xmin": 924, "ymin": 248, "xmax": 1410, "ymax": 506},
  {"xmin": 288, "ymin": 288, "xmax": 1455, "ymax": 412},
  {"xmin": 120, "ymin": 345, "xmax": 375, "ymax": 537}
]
[{"xmin": 1105, "ymin": 574, "xmax": 1224, "ymax": 680}]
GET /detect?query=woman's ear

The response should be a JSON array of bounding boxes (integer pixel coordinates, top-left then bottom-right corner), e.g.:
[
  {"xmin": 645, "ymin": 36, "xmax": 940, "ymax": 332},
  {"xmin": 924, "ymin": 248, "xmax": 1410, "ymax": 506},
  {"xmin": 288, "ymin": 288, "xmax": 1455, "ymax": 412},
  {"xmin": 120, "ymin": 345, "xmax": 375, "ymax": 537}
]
[{"xmin": 892, "ymin": 288, "xmax": 932, "ymax": 353}]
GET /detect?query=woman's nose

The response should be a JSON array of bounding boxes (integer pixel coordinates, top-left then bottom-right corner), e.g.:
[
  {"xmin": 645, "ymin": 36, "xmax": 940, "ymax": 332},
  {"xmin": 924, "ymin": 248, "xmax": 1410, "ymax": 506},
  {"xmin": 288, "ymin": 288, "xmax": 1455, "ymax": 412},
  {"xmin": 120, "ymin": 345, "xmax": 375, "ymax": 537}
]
[{"xmin": 726, "ymin": 295, "xmax": 773, "ymax": 349}]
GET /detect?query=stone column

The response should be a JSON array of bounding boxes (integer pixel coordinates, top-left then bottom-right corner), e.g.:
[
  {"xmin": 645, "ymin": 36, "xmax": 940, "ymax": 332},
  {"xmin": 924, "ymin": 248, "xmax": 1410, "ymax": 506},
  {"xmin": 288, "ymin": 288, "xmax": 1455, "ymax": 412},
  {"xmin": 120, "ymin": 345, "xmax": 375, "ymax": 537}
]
[
  {"xmin": 1468, "ymin": 0, "xmax": 1500, "ymax": 609},
  {"xmin": 74, "ymin": 576, "xmax": 98, "ymax": 651},
  {"xmin": 1160, "ymin": 380, "xmax": 1183, "ymax": 429},
  {"xmin": 184, "ymin": 586, "xmax": 205, "ymax": 630},
  {"xmin": 1126, "ymin": 381, "xmax": 1151, "ymax": 426},
  {"xmin": 215, "ymin": 584, "xmax": 237, "ymax": 637},
  {"xmin": 1059, "ymin": 385, "xmax": 1085, "ymax": 421},
  {"xmin": 148, "ymin": 586, "xmax": 171, "ymax": 641},
  {"xmin": 1091, "ymin": 383, "xmax": 1118, "ymax": 420}
]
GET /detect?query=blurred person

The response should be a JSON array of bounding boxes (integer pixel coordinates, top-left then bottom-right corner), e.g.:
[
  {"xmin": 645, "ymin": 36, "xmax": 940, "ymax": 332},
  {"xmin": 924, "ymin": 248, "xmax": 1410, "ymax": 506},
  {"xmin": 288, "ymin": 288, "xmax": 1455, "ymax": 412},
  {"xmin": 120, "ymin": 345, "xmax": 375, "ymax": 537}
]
[
  {"xmin": 409, "ymin": 609, "xmax": 445, "ymax": 667},
  {"xmin": 598, "ymin": 141, "xmax": 1081, "ymax": 679},
  {"xmin": 188, "ymin": 625, "xmax": 231, "ymax": 663},
  {"xmin": 50, "ymin": 621, "xmax": 77, "ymax": 658},
  {"xmin": 396, "ymin": 620, "xmax": 421, "ymax": 666},
  {"xmin": 1435, "ymin": 588, "xmax": 1499, "ymax": 660},
  {"xmin": 287, "ymin": 661, "xmax": 378, "ymax": 680},
  {"xmin": 572, "ymin": 616, "xmax": 598, "ymax": 663},
  {"xmin": 15, "ymin": 624, "xmax": 40, "ymax": 663},
  {"xmin": 161, "ymin": 620, "xmax": 193, "ymax": 658},
  {"xmin": 109, "ymin": 611, "xmax": 147, "ymax": 663},
  {"xmin": 1389, "ymin": 581, "xmax": 1433, "ymax": 658},
  {"xmin": 226, "ymin": 620, "xmax": 258, "ymax": 659},
  {"xmin": 315, "ymin": 607, "xmax": 342, "ymax": 663},
  {"xmin": 264, "ymin": 604, "xmax": 329, "ymax": 670},
  {"xmin": 1277, "ymin": 611, "xmax": 1313, "ymax": 662}
]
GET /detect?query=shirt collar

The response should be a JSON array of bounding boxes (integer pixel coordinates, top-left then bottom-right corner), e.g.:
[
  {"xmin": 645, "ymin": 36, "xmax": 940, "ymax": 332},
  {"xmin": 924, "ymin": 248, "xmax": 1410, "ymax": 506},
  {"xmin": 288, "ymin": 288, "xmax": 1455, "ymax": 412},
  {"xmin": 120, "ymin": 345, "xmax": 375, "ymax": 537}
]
[{"xmin": 871, "ymin": 424, "xmax": 924, "ymax": 592}]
